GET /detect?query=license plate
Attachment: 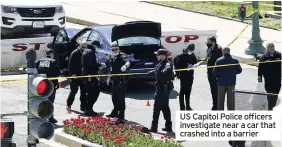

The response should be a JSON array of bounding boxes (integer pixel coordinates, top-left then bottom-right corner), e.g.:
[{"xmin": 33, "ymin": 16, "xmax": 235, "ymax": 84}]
[{"xmin": 32, "ymin": 21, "xmax": 44, "ymax": 28}]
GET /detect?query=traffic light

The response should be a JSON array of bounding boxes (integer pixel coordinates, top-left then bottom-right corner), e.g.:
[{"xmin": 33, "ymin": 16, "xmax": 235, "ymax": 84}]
[
  {"xmin": 28, "ymin": 74, "xmax": 54, "ymax": 140},
  {"xmin": 238, "ymin": 5, "xmax": 246, "ymax": 20}
]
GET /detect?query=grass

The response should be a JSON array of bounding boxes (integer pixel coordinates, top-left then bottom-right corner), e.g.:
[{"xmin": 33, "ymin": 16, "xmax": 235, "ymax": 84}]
[{"xmin": 153, "ymin": 1, "xmax": 281, "ymax": 31}]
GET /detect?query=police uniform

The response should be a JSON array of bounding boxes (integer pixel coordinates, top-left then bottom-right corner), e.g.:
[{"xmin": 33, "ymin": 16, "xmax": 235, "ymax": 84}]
[
  {"xmin": 36, "ymin": 54, "xmax": 60, "ymax": 123},
  {"xmin": 106, "ymin": 52, "xmax": 129, "ymax": 120},
  {"xmin": 206, "ymin": 42, "xmax": 222, "ymax": 110},
  {"xmin": 150, "ymin": 49, "xmax": 173, "ymax": 132},
  {"xmin": 174, "ymin": 44, "xmax": 197, "ymax": 110},
  {"xmin": 66, "ymin": 48, "xmax": 87, "ymax": 111},
  {"xmin": 81, "ymin": 48, "xmax": 104, "ymax": 116},
  {"xmin": 258, "ymin": 51, "xmax": 281, "ymax": 110}
]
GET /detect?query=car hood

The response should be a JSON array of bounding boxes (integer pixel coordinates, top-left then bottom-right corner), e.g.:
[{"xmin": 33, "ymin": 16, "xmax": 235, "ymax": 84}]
[{"xmin": 111, "ymin": 21, "xmax": 161, "ymax": 42}]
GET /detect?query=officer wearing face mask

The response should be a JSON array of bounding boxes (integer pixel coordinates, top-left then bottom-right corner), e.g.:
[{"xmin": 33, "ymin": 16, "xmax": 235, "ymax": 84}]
[
  {"xmin": 81, "ymin": 43, "xmax": 106, "ymax": 116},
  {"xmin": 106, "ymin": 42, "xmax": 130, "ymax": 123},
  {"xmin": 174, "ymin": 44, "xmax": 198, "ymax": 110},
  {"xmin": 36, "ymin": 49, "xmax": 61, "ymax": 124},
  {"xmin": 206, "ymin": 36, "xmax": 223, "ymax": 110},
  {"xmin": 150, "ymin": 49, "xmax": 173, "ymax": 133},
  {"xmin": 66, "ymin": 43, "xmax": 87, "ymax": 113},
  {"xmin": 258, "ymin": 43, "xmax": 281, "ymax": 110}
]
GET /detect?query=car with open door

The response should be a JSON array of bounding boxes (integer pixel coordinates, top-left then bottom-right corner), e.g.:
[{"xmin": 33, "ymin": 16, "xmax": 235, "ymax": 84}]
[
  {"xmin": 48, "ymin": 21, "xmax": 173, "ymax": 87},
  {"xmin": 49, "ymin": 25, "xmax": 113, "ymax": 75}
]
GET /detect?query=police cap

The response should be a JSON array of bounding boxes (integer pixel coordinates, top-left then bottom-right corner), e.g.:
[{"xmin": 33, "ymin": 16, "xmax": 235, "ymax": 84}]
[{"xmin": 154, "ymin": 48, "xmax": 168, "ymax": 56}]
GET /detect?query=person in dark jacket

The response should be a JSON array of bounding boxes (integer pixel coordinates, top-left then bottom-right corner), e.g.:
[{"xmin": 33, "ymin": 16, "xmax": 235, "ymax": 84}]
[
  {"xmin": 106, "ymin": 42, "xmax": 130, "ymax": 122},
  {"xmin": 150, "ymin": 49, "xmax": 173, "ymax": 133},
  {"xmin": 258, "ymin": 43, "xmax": 281, "ymax": 110},
  {"xmin": 213, "ymin": 47, "xmax": 242, "ymax": 110},
  {"xmin": 206, "ymin": 36, "xmax": 223, "ymax": 110},
  {"xmin": 66, "ymin": 43, "xmax": 87, "ymax": 112},
  {"xmin": 36, "ymin": 49, "xmax": 61, "ymax": 123},
  {"xmin": 174, "ymin": 44, "xmax": 198, "ymax": 110},
  {"xmin": 81, "ymin": 43, "xmax": 106, "ymax": 116}
]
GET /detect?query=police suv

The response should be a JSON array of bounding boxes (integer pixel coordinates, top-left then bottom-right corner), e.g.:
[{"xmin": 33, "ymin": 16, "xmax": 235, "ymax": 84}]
[{"xmin": 1, "ymin": 0, "xmax": 66, "ymax": 37}]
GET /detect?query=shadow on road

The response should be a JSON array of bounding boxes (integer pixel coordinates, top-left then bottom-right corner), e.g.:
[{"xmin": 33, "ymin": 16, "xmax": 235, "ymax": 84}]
[
  {"xmin": 71, "ymin": 110, "xmax": 105, "ymax": 117},
  {"xmin": 53, "ymin": 123, "xmax": 63, "ymax": 129},
  {"xmin": 154, "ymin": 131, "xmax": 176, "ymax": 139},
  {"xmin": 126, "ymin": 82, "xmax": 178, "ymax": 100}
]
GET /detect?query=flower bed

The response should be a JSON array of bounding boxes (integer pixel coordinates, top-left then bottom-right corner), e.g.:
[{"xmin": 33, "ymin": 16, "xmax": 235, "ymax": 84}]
[{"xmin": 63, "ymin": 116, "xmax": 183, "ymax": 147}]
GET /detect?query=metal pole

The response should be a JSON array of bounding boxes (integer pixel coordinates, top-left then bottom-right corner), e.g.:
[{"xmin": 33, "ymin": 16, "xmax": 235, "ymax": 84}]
[
  {"xmin": 245, "ymin": 1, "xmax": 266, "ymax": 55},
  {"xmin": 25, "ymin": 48, "xmax": 37, "ymax": 147}
]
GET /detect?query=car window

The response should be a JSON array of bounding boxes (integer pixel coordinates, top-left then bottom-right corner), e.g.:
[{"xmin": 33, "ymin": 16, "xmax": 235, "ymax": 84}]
[
  {"xmin": 55, "ymin": 30, "xmax": 68, "ymax": 43},
  {"xmin": 75, "ymin": 30, "xmax": 91, "ymax": 44},
  {"xmin": 118, "ymin": 37, "xmax": 159, "ymax": 46},
  {"xmin": 87, "ymin": 30, "xmax": 101, "ymax": 42}
]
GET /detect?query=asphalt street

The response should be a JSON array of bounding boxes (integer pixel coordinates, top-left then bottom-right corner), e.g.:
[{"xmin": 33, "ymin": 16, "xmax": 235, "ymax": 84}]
[{"xmin": 1, "ymin": 64, "xmax": 268, "ymax": 147}]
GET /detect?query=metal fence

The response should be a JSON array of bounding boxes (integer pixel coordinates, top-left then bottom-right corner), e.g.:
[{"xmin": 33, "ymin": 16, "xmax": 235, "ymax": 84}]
[{"xmin": 233, "ymin": 83, "xmax": 281, "ymax": 147}]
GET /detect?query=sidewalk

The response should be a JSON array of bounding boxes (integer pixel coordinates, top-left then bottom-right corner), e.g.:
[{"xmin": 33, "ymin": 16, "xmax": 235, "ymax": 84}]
[{"xmin": 61, "ymin": 1, "xmax": 282, "ymax": 63}]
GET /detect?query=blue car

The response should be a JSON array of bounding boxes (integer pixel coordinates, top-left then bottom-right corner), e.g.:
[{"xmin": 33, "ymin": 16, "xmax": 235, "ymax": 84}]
[{"xmin": 49, "ymin": 21, "xmax": 173, "ymax": 87}]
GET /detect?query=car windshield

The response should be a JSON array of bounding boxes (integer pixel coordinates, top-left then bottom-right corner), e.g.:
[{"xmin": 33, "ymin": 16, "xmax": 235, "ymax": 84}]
[{"xmin": 115, "ymin": 37, "xmax": 159, "ymax": 46}]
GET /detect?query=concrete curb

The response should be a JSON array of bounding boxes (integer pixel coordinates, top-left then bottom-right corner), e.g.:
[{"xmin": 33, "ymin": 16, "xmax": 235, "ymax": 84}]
[
  {"xmin": 141, "ymin": 1, "xmax": 280, "ymax": 31},
  {"xmin": 66, "ymin": 16, "xmax": 101, "ymax": 26},
  {"xmin": 54, "ymin": 128, "xmax": 102, "ymax": 147}
]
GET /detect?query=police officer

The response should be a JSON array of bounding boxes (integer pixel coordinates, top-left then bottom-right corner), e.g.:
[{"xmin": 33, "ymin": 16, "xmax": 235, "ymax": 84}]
[
  {"xmin": 81, "ymin": 43, "xmax": 106, "ymax": 116},
  {"xmin": 206, "ymin": 36, "xmax": 222, "ymax": 110},
  {"xmin": 174, "ymin": 44, "xmax": 198, "ymax": 110},
  {"xmin": 150, "ymin": 49, "xmax": 173, "ymax": 133},
  {"xmin": 258, "ymin": 43, "xmax": 281, "ymax": 110},
  {"xmin": 106, "ymin": 42, "xmax": 130, "ymax": 121},
  {"xmin": 66, "ymin": 43, "xmax": 87, "ymax": 112},
  {"xmin": 36, "ymin": 49, "xmax": 60, "ymax": 123}
]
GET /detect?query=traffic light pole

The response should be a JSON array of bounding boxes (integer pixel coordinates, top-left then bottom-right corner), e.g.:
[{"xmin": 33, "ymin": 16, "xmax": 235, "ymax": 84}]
[
  {"xmin": 245, "ymin": 1, "xmax": 266, "ymax": 55},
  {"xmin": 25, "ymin": 48, "xmax": 38, "ymax": 147}
]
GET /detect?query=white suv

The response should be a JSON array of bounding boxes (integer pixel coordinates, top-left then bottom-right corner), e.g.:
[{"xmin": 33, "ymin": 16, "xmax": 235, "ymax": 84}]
[{"xmin": 1, "ymin": 1, "xmax": 66, "ymax": 37}]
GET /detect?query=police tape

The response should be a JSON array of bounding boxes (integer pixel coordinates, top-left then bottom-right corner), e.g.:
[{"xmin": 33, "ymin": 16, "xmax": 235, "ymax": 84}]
[
  {"xmin": 1, "ymin": 65, "xmax": 26, "ymax": 71},
  {"xmin": 0, "ymin": 60, "xmax": 281, "ymax": 83}
]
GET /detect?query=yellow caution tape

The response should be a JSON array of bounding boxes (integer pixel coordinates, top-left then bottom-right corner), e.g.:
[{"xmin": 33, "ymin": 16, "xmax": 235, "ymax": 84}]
[
  {"xmin": 0, "ymin": 60, "xmax": 281, "ymax": 83},
  {"xmin": 1, "ymin": 65, "xmax": 26, "ymax": 71}
]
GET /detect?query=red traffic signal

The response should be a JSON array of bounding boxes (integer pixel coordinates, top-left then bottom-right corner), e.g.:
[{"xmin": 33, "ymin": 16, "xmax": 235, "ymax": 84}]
[
  {"xmin": 37, "ymin": 80, "xmax": 48, "ymax": 95},
  {"xmin": 240, "ymin": 7, "xmax": 245, "ymax": 12},
  {"xmin": 29, "ymin": 75, "xmax": 54, "ymax": 97}
]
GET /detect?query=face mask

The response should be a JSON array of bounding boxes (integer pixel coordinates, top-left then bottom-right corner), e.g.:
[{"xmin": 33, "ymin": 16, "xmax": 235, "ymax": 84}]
[
  {"xmin": 113, "ymin": 52, "xmax": 119, "ymax": 56},
  {"xmin": 207, "ymin": 43, "xmax": 212, "ymax": 48},
  {"xmin": 188, "ymin": 51, "xmax": 193, "ymax": 55}
]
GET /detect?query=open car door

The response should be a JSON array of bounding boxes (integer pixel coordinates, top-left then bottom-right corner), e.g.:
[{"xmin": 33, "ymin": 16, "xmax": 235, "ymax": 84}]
[
  {"xmin": 161, "ymin": 30, "xmax": 217, "ymax": 61},
  {"xmin": 52, "ymin": 28, "xmax": 71, "ymax": 70}
]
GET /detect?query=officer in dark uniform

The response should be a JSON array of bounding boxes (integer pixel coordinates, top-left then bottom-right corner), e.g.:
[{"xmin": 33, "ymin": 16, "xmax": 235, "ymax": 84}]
[
  {"xmin": 36, "ymin": 49, "xmax": 60, "ymax": 123},
  {"xmin": 81, "ymin": 43, "xmax": 106, "ymax": 116},
  {"xmin": 206, "ymin": 36, "xmax": 222, "ymax": 110},
  {"xmin": 258, "ymin": 43, "xmax": 281, "ymax": 110},
  {"xmin": 106, "ymin": 42, "xmax": 130, "ymax": 121},
  {"xmin": 174, "ymin": 44, "xmax": 198, "ymax": 110},
  {"xmin": 150, "ymin": 49, "xmax": 173, "ymax": 133},
  {"xmin": 66, "ymin": 43, "xmax": 87, "ymax": 112}
]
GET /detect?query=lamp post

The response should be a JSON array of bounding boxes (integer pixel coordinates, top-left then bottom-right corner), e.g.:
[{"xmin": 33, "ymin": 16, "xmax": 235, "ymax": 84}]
[{"xmin": 245, "ymin": 1, "xmax": 266, "ymax": 56}]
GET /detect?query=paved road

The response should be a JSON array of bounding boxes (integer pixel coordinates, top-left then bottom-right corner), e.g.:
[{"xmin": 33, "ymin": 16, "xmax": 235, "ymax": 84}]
[
  {"xmin": 60, "ymin": 1, "xmax": 282, "ymax": 61},
  {"xmin": 1, "ymin": 64, "xmax": 268, "ymax": 147}
]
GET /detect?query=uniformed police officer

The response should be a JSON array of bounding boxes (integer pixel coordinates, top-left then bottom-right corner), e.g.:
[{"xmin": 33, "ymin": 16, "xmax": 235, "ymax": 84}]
[
  {"xmin": 36, "ymin": 49, "xmax": 60, "ymax": 123},
  {"xmin": 66, "ymin": 43, "xmax": 87, "ymax": 112},
  {"xmin": 150, "ymin": 49, "xmax": 173, "ymax": 133},
  {"xmin": 258, "ymin": 43, "xmax": 281, "ymax": 110},
  {"xmin": 81, "ymin": 43, "xmax": 106, "ymax": 116},
  {"xmin": 206, "ymin": 36, "xmax": 223, "ymax": 110},
  {"xmin": 174, "ymin": 44, "xmax": 198, "ymax": 110},
  {"xmin": 106, "ymin": 42, "xmax": 130, "ymax": 121}
]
